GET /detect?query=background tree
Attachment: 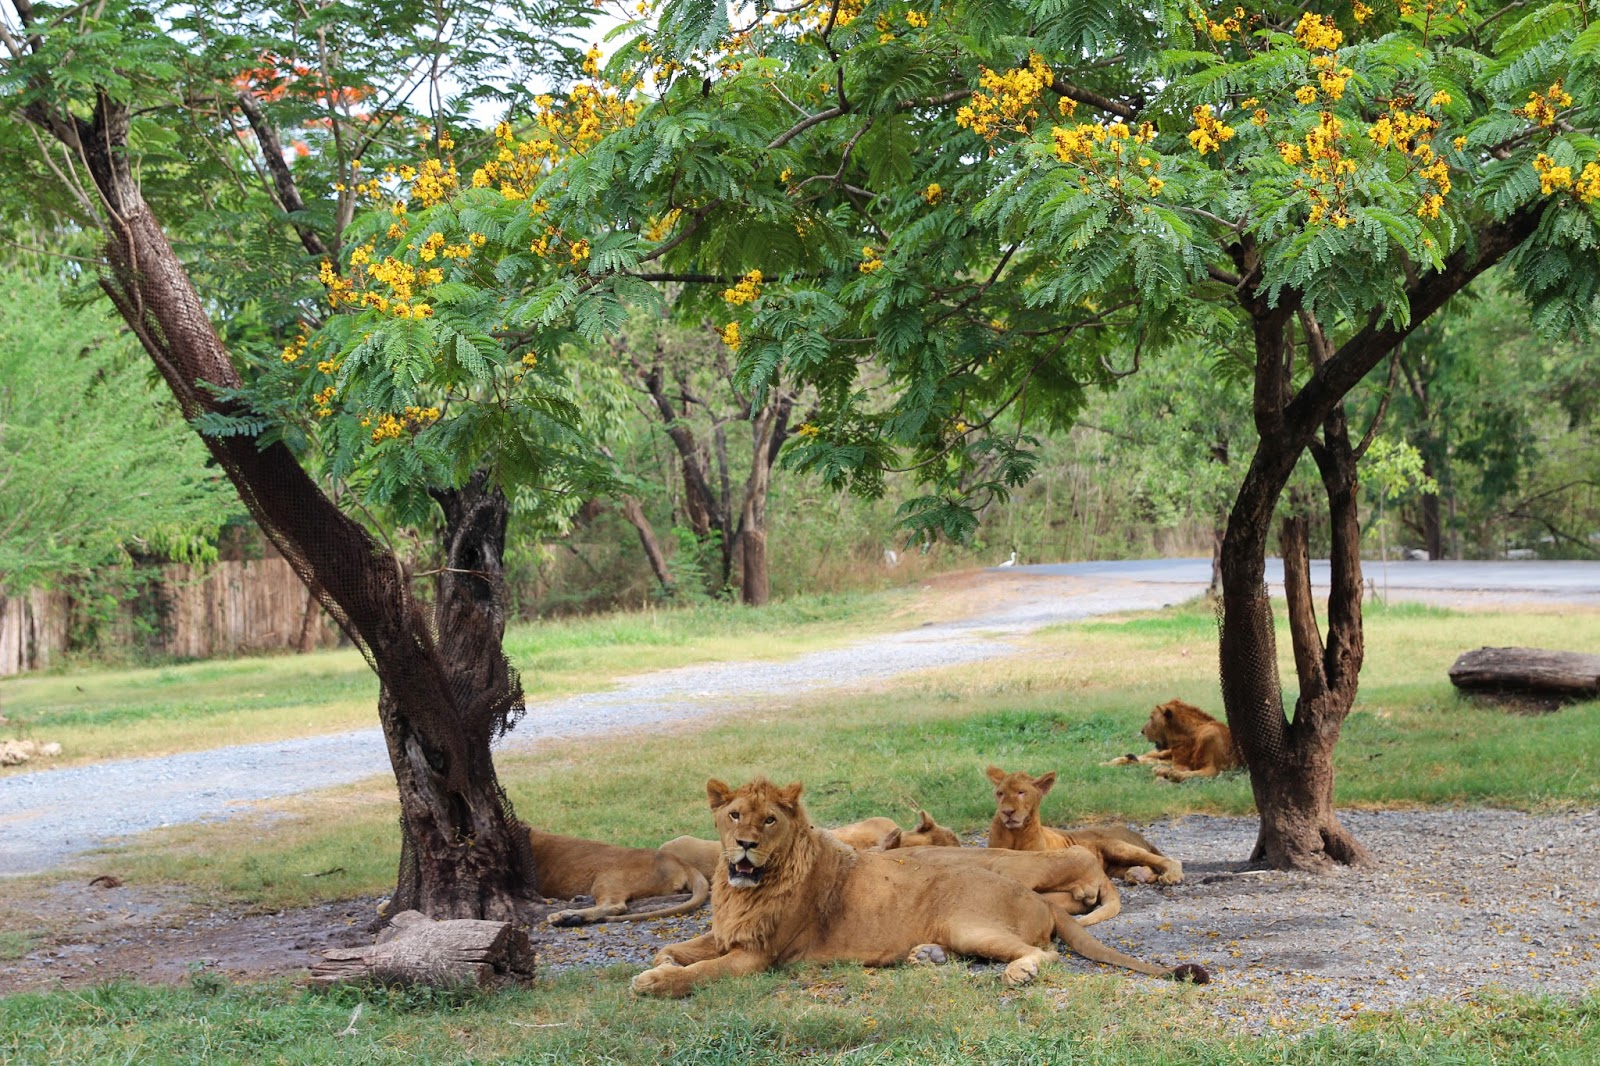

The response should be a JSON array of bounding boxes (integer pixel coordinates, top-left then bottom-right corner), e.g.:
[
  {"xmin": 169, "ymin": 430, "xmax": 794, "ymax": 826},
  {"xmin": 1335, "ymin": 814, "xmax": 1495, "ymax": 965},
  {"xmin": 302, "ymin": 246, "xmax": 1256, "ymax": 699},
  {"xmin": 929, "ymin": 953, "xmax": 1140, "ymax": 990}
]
[{"xmin": 0, "ymin": 263, "xmax": 237, "ymax": 592}]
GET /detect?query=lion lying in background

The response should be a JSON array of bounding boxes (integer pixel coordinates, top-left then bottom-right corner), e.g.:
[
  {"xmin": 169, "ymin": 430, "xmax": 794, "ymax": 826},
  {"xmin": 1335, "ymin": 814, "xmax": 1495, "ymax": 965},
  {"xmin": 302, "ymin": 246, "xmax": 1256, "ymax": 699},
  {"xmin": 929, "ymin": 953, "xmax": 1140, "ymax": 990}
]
[
  {"xmin": 986, "ymin": 766, "xmax": 1183, "ymax": 884},
  {"xmin": 830, "ymin": 810, "xmax": 961, "ymax": 850},
  {"xmin": 1102, "ymin": 699, "xmax": 1242, "ymax": 781},
  {"xmin": 528, "ymin": 828, "xmax": 708, "ymax": 926},
  {"xmin": 660, "ymin": 809, "xmax": 959, "ymax": 877},
  {"xmin": 872, "ymin": 833, "xmax": 1122, "ymax": 926},
  {"xmin": 631, "ymin": 778, "xmax": 1206, "ymax": 998}
]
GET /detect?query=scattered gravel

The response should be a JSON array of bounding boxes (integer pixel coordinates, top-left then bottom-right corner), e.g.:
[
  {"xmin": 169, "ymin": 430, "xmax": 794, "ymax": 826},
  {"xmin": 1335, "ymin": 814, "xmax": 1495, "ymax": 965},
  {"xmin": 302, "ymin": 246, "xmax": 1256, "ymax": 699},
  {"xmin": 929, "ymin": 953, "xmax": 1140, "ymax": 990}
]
[{"xmin": 533, "ymin": 806, "xmax": 1600, "ymax": 1035}]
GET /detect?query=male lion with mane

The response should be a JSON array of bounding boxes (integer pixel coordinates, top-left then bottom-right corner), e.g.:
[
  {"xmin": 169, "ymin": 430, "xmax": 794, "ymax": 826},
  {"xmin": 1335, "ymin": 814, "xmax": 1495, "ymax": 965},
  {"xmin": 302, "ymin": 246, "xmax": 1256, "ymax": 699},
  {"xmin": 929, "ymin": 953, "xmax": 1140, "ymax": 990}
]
[
  {"xmin": 630, "ymin": 778, "xmax": 1206, "ymax": 997},
  {"xmin": 1102, "ymin": 699, "xmax": 1242, "ymax": 781}
]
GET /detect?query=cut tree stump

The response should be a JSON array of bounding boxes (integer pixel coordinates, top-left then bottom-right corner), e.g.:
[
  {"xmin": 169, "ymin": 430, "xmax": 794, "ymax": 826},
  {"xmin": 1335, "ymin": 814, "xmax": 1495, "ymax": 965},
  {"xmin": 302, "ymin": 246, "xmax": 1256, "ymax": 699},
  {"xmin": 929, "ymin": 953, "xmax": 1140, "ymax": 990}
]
[
  {"xmin": 1447, "ymin": 647, "xmax": 1600, "ymax": 705},
  {"xmin": 309, "ymin": 910, "xmax": 535, "ymax": 989}
]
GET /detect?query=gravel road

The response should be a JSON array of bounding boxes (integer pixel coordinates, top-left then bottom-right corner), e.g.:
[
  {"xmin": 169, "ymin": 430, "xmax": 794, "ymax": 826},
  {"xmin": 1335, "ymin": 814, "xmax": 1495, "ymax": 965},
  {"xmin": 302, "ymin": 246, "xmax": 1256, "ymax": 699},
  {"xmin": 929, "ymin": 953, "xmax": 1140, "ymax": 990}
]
[{"xmin": 0, "ymin": 573, "xmax": 1200, "ymax": 877}]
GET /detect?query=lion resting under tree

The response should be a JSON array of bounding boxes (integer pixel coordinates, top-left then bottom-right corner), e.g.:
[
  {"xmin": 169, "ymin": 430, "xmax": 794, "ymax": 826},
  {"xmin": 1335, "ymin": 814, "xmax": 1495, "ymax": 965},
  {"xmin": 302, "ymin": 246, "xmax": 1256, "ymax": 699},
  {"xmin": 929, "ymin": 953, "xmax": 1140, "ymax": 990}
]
[
  {"xmin": 1102, "ymin": 699, "xmax": 1242, "ymax": 781},
  {"xmin": 630, "ymin": 778, "xmax": 1207, "ymax": 997},
  {"xmin": 986, "ymin": 766, "xmax": 1183, "ymax": 883},
  {"xmin": 528, "ymin": 828, "xmax": 708, "ymax": 926}
]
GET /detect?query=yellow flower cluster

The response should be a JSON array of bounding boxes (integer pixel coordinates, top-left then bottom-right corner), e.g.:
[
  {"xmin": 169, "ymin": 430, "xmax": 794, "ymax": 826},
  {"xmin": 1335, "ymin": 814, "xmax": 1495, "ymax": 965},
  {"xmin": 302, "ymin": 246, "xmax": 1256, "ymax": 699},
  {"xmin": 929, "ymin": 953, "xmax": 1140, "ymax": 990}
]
[
  {"xmin": 569, "ymin": 238, "xmax": 591, "ymax": 265},
  {"xmin": 644, "ymin": 209, "xmax": 680, "ymax": 241},
  {"xmin": 1367, "ymin": 107, "xmax": 1437, "ymax": 155},
  {"xmin": 722, "ymin": 269, "xmax": 763, "ymax": 305},
  {"xmin": 280, "ymin": 332, "xmax": 307, "ymax": 364},
  {"xmin": 1293, "ymin": 12, "xmax": 1344, "ymax": 52},
  {"xmin": 719, "ymin": 322, "xmax": 741, "ymax": 349},
  {"xmin": 956, "ymin": 52, "xmax": 1052, "ymax": 141},
  {"xmin": 1353, "ymin": 1, "xmax": 1373, "ymax": 21},
  {"xmin": 1194, "ymin": 5, "xmax": 1245, "ymax": 42},
  {"xmin": 1295, "ymin": 85, "xmax": 1318, "ymax": 105},
  {"xmin": 795, "ymin": 422, "xmax": 821, "ymax": 438},
  {"xmin": 313, "ymin": 385, "xmax": 337, "ymax": 418},
  {"xmin": 1416, "ymin": 156, "xmax": 1451, "ymax": 219},
  {"xmin": 1515, "ymin": 80, "xmax": 1572, "ymax": 128},
  {"xmin": 407, "ymin": 158, "xmax": 457, "ymax": 208},
  {"xmin": 1187, "ymin": 105, "xmax": 1236, "ymax": 155},
  {"xmin": 906, "ymin": 11, "xmax": 928, "ymax": 28},
  {"xmin": 1053, "ymin": 118, "xmax": 1154, "ymax": 165},
  {"xmin": 1317, "ymin": 62, "xmax": 1353, "ymax": 101},
  {"xmin": 1282, "ymin": 112, "xmax": 1357, "ymax": 228},
  {"xmin": 368, "ymin": 405, "xmax": 441, "ymax": 445},
  {"xmin": 860, "ymin": 245, "xmax": 885, "ymax": 272},
  {"xmin": 923, "ymin": 182, "xmax": 943, "ymax": 205},
  {"xmin": 1534, "ymin": 153, "xmax": 1574, "ymax": 195}
]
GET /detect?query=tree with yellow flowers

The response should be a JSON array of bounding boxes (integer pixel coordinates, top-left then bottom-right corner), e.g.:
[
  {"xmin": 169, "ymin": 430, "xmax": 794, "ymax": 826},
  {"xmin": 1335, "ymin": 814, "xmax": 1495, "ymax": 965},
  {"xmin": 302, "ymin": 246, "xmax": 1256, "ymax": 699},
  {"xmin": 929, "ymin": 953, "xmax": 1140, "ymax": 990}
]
[{"xmin": 368, "ymin": 0, "xmax": 1594, "ymax": 871}]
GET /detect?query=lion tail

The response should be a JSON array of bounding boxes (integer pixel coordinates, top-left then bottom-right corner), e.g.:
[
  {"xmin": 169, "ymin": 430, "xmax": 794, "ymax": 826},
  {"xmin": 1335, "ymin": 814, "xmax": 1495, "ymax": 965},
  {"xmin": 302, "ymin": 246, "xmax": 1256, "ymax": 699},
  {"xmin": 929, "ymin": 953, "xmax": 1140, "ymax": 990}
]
[
  {"xmin": 1050, "ymin": 906, "xmax": 1210, "ymax": 984},
  {"xmin": 605, "ymin": 865, "xmax": 710, "ymax": 923}
]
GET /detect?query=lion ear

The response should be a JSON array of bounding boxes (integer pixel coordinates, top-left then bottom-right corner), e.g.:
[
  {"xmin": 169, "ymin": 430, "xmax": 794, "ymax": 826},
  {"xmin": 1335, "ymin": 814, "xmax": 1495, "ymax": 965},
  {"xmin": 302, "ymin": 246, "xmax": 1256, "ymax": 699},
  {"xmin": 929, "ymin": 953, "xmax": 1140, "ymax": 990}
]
[
  {"xmin": 1035, "ymin": 771, "xmax": 1057, "ymax": 795},
  {"xmin": 875, "ymin": 827, "xmax": 902, "ymax": 851},
  {"xmin": 1162, "ymin": 706, "xmax": 1175, "ymax": 720},
  {"xmin": 776, "ymin": 781, "xmax": 805, "ymax": 809},
  {"xmin": 915, "ymin": 810, "xmax": 935, "ymax": 832},
  {"xmin": 985, "ymin": 765, "xmax": 1007, "ymax": 785},
  {"xmin": 706, "ymin": 779, "xmax": 734, "ymax": 809}
]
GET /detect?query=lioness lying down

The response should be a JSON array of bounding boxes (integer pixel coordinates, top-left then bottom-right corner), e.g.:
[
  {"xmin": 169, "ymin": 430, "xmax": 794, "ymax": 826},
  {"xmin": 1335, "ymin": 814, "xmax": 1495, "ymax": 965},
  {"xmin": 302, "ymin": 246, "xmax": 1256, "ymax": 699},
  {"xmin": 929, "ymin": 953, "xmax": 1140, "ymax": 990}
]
[
  {"xmin": 1101, "ymin": 699, "xmax": 1242, "ymax": 781},
  {"xmin": 829, "ymin": 810, "xmax": 961, "ymax": 850},
  {"xmin": 529, "ymin": 827, "xmax": 708, "ymax": 926},
  {"xmin": 873, "ymin": 833, "xmax": 1122, "ymax": 926},
  {"xmin": 630, "ymin": 778, "xmax": 1206, "ymax": 998},
  {"xmin": 986, "ymin": 766, "xmax": 1182, "ymax": 884}
]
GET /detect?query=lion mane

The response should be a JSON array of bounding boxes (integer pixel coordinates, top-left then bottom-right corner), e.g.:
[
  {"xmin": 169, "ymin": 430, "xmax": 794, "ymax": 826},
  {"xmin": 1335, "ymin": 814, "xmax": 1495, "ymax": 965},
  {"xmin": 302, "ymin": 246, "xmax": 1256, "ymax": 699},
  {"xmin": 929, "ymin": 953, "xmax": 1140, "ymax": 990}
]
[
  {"xmin": 1103, "ymin": 699, "xmax": 1243, "ymax": 781},
  {"xmin": 630, "ymin": 777, "xmax": 1205, "ymax": 998}
]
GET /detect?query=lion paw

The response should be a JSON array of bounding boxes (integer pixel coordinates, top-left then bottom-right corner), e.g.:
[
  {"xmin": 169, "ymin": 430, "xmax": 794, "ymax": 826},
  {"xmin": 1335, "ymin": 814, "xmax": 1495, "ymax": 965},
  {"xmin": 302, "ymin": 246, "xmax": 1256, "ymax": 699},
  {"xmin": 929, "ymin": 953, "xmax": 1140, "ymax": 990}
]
[
  {"xmin": 1156, "ymin": 862, "xmax": 1184, "ymax": 885},
  {"xmin": 1002, "ymin": 956, "xmax": 1041, "ymax": 986},
  {"xmin": 631, "ymin": 965, "xmax": 689, "ymax": 998},
  {"xmin": 1101, "ymin": 755, "xmax": 1138, "ymax": 767},
  {"xmin": 547, "ymin": 910, "xmax": 588, "ymax": 927},
  {"xmin": 1122, "ymin": 866, "xmax": 1154, "ymax": 884},
  {"xmin": 908, "ymin": 944, "xmax": 948, "ymax": 966}
]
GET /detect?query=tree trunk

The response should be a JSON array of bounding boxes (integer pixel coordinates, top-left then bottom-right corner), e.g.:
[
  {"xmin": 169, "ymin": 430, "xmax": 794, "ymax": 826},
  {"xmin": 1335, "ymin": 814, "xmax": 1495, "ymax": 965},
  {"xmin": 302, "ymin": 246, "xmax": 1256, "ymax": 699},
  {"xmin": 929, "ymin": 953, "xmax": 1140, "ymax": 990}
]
[
  {"xmin": 1217, "ymin": 307, "xmax": 1369, "ymax": 871},
  {"xmin": 49, "ymin": 94, "xmax": 538, "ymax": 922},
  {"xmin": 736, "ymin": 397, "xmax": 787, "ymax": 607},
  {"xmin": 619, "ymin": 495, "xmax": 674, "ymax": 593}
]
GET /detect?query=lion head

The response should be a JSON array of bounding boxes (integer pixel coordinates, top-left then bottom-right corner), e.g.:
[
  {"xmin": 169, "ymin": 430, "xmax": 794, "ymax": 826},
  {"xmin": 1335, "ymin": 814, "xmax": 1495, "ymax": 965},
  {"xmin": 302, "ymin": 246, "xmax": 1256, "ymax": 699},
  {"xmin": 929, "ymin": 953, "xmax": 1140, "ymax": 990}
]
[
  {"xmin": 707, "ymin": 777, "xmax": 808, "ymax": 888},
  {"xmin": 1141, "ymin": 699, "xmax": 1215, "ymax": 746},
  {"xmin": 907, "ymin": 810, "xmax": 960, "ymax": 847},
  {"xmin": 985, "ymin": 766, "xmax": 1054, "ymax": 831}
]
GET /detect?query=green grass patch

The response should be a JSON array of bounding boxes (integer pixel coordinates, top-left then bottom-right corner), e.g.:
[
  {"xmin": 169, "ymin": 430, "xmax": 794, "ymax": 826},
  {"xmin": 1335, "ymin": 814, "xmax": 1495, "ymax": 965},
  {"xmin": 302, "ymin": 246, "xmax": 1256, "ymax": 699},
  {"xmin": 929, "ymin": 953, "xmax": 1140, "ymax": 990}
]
[
  {"xmin": 1, "ymin": 972, "xmax": 1596, "ymax": 1064},
  {"xmin": 0, "ymin": 590, "xmax": 903, "ymax": 766},
  {"xmin": 88, "ymin": 602, "xmax": 1600, "ymax": 909}
]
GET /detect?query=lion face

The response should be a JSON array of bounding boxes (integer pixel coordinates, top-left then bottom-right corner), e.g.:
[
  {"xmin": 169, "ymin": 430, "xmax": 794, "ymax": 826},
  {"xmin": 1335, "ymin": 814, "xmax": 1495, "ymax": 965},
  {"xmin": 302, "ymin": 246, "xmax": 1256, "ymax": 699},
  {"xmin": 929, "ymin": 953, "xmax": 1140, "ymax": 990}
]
[
  {"xmin": 985, "ymin": 766, "xmax": 1056, "ymax": 831},
  {"xmin": 707, "ymin": 777, "xmax": 806, "ymax": 889}
]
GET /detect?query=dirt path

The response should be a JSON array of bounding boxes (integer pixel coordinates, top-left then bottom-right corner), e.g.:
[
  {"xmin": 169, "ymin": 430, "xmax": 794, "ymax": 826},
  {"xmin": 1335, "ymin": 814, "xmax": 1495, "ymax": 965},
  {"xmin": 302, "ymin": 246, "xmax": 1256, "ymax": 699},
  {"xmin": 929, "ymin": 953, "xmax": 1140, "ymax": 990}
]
[{"xmin": 0, "ymin": 572, "xmax": 1195, "ymax": 878}]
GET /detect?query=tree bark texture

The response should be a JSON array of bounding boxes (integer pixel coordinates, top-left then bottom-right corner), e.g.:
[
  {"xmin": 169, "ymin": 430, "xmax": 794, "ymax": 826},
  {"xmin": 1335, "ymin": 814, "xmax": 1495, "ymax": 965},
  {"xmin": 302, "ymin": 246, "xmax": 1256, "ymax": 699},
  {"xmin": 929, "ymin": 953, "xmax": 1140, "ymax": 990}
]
[
  {"xmin": 310, "ymin": 910, "xmax": 534, "ymax": 989},
  {"xmin": 32, "ymin": 92, "xmax": 537, "ymax": 920}
]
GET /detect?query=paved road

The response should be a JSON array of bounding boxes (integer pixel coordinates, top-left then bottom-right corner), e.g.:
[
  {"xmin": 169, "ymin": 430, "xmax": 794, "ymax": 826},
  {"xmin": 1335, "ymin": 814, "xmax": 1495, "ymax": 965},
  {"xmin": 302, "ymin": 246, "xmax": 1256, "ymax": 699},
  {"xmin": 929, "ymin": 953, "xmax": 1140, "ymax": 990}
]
[
  {"xmin": 1020, "ymin": 557, "xmax": 1600, "ymax": 597},
  {"xmin": 3, "ymin": 560, "xmax": 1595, "ymax": 878}
]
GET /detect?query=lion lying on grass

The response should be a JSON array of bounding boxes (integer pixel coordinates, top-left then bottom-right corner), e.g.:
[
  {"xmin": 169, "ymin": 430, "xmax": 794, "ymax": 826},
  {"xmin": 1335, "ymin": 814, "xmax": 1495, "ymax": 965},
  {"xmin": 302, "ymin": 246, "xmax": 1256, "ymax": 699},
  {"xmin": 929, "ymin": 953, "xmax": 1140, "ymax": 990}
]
[
  {"xmin": 630, "ymin": 778, "xmax": 1206, "ymax": 997},
  {"xmin": 660, "ymin": 809, "xmax": 959, "ymax": 877},
  {"xmin": 1101, "ymin": 699, "xmax": 1242, "ymax": 781},
  {"xmin": 985, "ymin": 766, "xmax": 1183, "ymax": 883},
  {"xmin": 528, "ymin": 828, "xmax": 708, "ymax": 926}
]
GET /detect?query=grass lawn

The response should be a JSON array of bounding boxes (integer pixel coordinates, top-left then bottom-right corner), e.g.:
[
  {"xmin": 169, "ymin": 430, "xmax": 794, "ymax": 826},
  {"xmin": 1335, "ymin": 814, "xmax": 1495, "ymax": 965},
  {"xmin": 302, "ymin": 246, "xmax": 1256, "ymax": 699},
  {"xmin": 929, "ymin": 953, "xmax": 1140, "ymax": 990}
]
[
  {"xmin": 2, "ymin": 594, "xmax": 1598, "ymax": 1063},
  {"xmin": 0, "ymin": 590, "xmax": 904, "ymax": 766}
]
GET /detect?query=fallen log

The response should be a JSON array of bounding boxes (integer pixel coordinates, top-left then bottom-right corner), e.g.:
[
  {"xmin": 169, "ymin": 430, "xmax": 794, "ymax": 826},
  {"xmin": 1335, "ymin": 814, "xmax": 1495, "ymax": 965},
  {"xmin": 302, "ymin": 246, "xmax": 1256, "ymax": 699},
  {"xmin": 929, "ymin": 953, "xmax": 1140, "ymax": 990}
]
[
  {"xmin": 309, "ymin": 910, "xmax": 534, "ymax": 989},
  {"xmin": 1447, "ymin": 647, "xmax": 1600, "ymax": 702}
]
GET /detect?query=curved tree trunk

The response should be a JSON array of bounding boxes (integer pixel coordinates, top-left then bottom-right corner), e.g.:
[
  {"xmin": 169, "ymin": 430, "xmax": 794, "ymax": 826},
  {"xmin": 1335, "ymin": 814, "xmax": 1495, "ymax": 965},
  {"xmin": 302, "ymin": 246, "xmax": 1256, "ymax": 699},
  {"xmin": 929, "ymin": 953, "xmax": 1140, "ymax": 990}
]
[{"xmin": 44, "ymin": 93, "xmax": 538, "ymax": 921}]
